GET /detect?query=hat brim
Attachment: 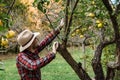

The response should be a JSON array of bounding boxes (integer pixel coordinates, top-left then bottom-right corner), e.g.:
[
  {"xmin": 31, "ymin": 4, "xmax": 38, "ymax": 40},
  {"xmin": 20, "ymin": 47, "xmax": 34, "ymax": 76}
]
[{"xmin": 19, "ymin": 32, "xmax": 40, "ymax": 52}]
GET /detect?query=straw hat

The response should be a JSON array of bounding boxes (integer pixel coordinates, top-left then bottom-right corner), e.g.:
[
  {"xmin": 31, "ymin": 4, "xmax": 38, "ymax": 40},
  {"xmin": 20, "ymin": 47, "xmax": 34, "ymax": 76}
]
[{"xmin": 17, "ymin": 30, "xmax": 39, "ymax": 52}]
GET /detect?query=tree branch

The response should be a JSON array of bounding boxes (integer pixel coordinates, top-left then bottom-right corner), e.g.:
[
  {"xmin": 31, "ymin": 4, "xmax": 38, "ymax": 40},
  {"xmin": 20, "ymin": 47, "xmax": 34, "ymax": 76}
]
[
  {"xmin": 44, "ymin": 13, "xmax": 61, "ymax": 40},
  {"xmin": 92, "ymin": 39, "xmax": 115, "ymax": 80},
  {"xmin": 57, "ymin": 44, "xmax": 92, "ymax": 80},
  {"xmin": 45, "ymin": 13, "xmax": 54, "ymax": 28},
  {"xmin": 102, "ymin": 0, "xmax": 119, "ymax": 39},
  {"xmin": 63, "ymin": 0, "xmax": 79, "ymax": 46},
  {"xmin": 106, "ymin": 66, "xmax": 115, "ymax": 80},
  {"xmin": 64, "ymin": 0, "xmax": 70, "ymax": 32},
  {"xmin": 7, "ymin": 0, "xmax": 16, "ymax": 15},
  {"xmin": 93, "ymin": 39, "xmax": 115, "ymax": 64},
  {"xmin": 115, "ymin": 2, "xmax": 120, "ymax": 16},
  {"xmin": 102, "ymin": 1, "xmax": 120, "ymax": 80},
  {"xmin": 6, "ymin": 0, "xmax": 16, "ymax": 28},
  {"xmin": 102, "ymin": 0, "xmax": 113, "ymax": 13}
]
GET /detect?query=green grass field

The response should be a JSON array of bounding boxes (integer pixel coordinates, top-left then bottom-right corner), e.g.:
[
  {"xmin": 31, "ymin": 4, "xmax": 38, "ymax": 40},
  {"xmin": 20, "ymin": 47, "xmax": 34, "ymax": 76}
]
[{"xmin": 0, "ymin": 47, "xmax": 95, "ymax": 80}]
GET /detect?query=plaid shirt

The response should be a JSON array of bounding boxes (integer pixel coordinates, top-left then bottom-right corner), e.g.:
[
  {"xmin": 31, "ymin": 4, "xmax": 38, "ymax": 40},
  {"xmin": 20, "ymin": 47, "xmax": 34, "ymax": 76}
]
[{"xmin": 16, "ymin": 28, "xmax": 60, "ymax": 80}]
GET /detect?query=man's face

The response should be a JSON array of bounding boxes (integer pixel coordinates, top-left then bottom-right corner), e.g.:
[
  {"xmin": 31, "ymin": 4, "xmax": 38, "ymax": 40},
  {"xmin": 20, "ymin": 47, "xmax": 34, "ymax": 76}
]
[{"xmin": 32, "ymin": 37, "xmax": 40, "ymax": 49}]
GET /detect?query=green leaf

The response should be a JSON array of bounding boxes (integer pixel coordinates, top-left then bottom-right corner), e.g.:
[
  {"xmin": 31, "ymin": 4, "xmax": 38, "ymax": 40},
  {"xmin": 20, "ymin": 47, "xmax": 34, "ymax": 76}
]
[
  {"xmin": 33, "ymin": 0, "xmax": 40, "ymax": 6},
  {"xmin": 0, "ymin": 26, "xmax": 7, "ymax": 31},
  {"xmin": 47, "ymin": 1, "xmax": 50, "ymax": 5},
  {"xmin": 0, "ymin": 3, "xmax": 6, "ymax": 7},
  {"xmin": 43, "ymin": 9, "xmax": 46, "ymax": 13},
  {"xmin": 55, "ymin": 0, "xmax": 60, "ymax": 2},
  {"xmin": 37, "ymin": 2, "xmax": 44, "ymax": 12},
  {"xmin": 37, "ymin": 2, "xmax": 46, "ymax": 13}
]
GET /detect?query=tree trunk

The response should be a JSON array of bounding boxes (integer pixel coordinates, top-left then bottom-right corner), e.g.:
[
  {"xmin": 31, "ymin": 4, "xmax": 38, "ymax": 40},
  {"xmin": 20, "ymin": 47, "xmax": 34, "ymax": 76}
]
[
  {"xmin": 92, "ymin": 40, "xmax": 115, "ymax": 80},
  {"xmin": 58, "ymin": 44, "xmax": 91, "ymax": 80},
  {"xmin": 102, "ymin": 0, "xmax": 120, "ymax": 80},
  {"xmin": 114, "ymin": 70, "xmax": 120, "ymax": 80},
  {"xmin": 92, "ymin": 43, "xmax": 105, "ymax": 80},
  {"xmin": 82, "ymin": 42, "xmax": 86, "ymax": 70},
  {"xmin": 106, "ymin": 66, "xmax": 115, "ymax": 80}
]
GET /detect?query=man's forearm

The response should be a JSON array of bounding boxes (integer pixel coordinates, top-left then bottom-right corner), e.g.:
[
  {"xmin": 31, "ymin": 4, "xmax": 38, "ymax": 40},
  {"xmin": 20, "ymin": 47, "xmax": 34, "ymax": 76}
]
[{"xmin": 35, "ymin": 28, "xmax": 60, "ymax": 53}]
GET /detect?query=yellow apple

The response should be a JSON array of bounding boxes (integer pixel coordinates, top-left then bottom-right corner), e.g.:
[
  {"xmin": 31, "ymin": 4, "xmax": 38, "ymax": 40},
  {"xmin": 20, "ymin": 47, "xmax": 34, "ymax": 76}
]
[
  {"xmin": 76, "ymin": 29, "xmax": 80, "ymax": 32},
  {"xmin": 80, "ymin": 35, "xmax": 84, "ymax": 38},
  {"xmin": 96, "ymin": 19, "xmax": 102, "ymax": 24},
  {"xmin": 76, "ymin": 29, "xmax": 80, "ymax": 34},
  {"xmin": 91, "ymin": 1, "xmax": 95, "ymax": 5},
  {"xmin": 6, "ymin": 33, "xmax": 10, "ymax": 38},
  {"xmin": 6, "ymin": 30, "xmax": 16, "ymax": 38},
  {"xmin": 1, "ymin": 37, "xmax": 9, "ymax": 47},
  {"xmin": 82, "ymin": 28, "xmax": 87, "ymax": 32},
  {"xmin": 0, "ymin": 19, "xmax": 3, "ymax": 26},
  {"xmin": 88, "ymin": 13, "xmax": 95, "ymax": 18},
  {"xmin": 71, "ymin": 33, "xmax": 76, "ymax": 37},
  {"xmin": 97, "ymin": 23, "xmax": 103, "ymax": 28}
]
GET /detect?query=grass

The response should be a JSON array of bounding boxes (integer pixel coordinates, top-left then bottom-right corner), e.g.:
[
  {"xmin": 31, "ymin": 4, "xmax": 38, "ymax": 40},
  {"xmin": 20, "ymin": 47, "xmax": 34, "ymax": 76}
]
[
  {"xmin": 0, "ymin": 47, "xmax": 95, "ymax": 80},
  {"xmin": 0, "ymin": 59, "xmax": 19, "ymax": 80}
]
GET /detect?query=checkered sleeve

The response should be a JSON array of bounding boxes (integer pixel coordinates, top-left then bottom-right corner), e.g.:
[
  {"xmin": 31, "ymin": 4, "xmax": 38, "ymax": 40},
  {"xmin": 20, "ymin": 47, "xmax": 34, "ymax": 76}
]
[
  {"xmin": 35, "ymin": 28, "xmax": 60, "ymax": 53},
  {"xmin": 17, "ymin": 52, "xmax": 55, "ymax": 70}
]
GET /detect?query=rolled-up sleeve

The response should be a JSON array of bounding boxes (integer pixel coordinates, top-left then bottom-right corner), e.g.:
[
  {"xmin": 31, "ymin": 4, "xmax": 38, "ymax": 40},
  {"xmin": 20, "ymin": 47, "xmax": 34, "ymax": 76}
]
[{"xmin": 35, "ymin": 29, "xmax": 60, "ymax": 53}]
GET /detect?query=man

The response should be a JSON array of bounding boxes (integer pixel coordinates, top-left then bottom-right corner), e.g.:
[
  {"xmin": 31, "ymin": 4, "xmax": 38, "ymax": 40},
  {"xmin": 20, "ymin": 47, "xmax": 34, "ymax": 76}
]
[{"xmin": 16, "ymin": 19, "xmax": 64, "ymax": 80}]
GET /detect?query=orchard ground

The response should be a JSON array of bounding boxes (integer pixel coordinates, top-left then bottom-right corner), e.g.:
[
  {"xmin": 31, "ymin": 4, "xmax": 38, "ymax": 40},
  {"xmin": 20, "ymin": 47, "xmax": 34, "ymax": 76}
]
[{"xmin": 0, "ymin": 47, "xmax": 95, "ymax": 80}]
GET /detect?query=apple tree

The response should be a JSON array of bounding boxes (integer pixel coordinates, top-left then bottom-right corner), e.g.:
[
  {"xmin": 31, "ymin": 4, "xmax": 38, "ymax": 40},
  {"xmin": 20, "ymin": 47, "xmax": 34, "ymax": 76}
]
[
  {"xmin": 33, "ymin": 0, "xmax": 120, "ymax": 80},
  {"xmin": 34, "ymin": 0, "xmax": 120, "ymax": 80}
]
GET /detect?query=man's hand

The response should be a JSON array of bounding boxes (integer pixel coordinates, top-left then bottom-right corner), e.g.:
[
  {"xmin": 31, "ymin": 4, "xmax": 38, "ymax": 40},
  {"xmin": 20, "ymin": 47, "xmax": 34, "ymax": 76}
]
[
  {"xmin": 58, "ymin": 18, "xmax": 64, "ymax": 30},
  {"xmin": 60, "ymin": 18, "xmax": 64, "ymax": 27},
  {"xmin": 52, "ymin": 41, "xmax": 59, "ymax": 54}
]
